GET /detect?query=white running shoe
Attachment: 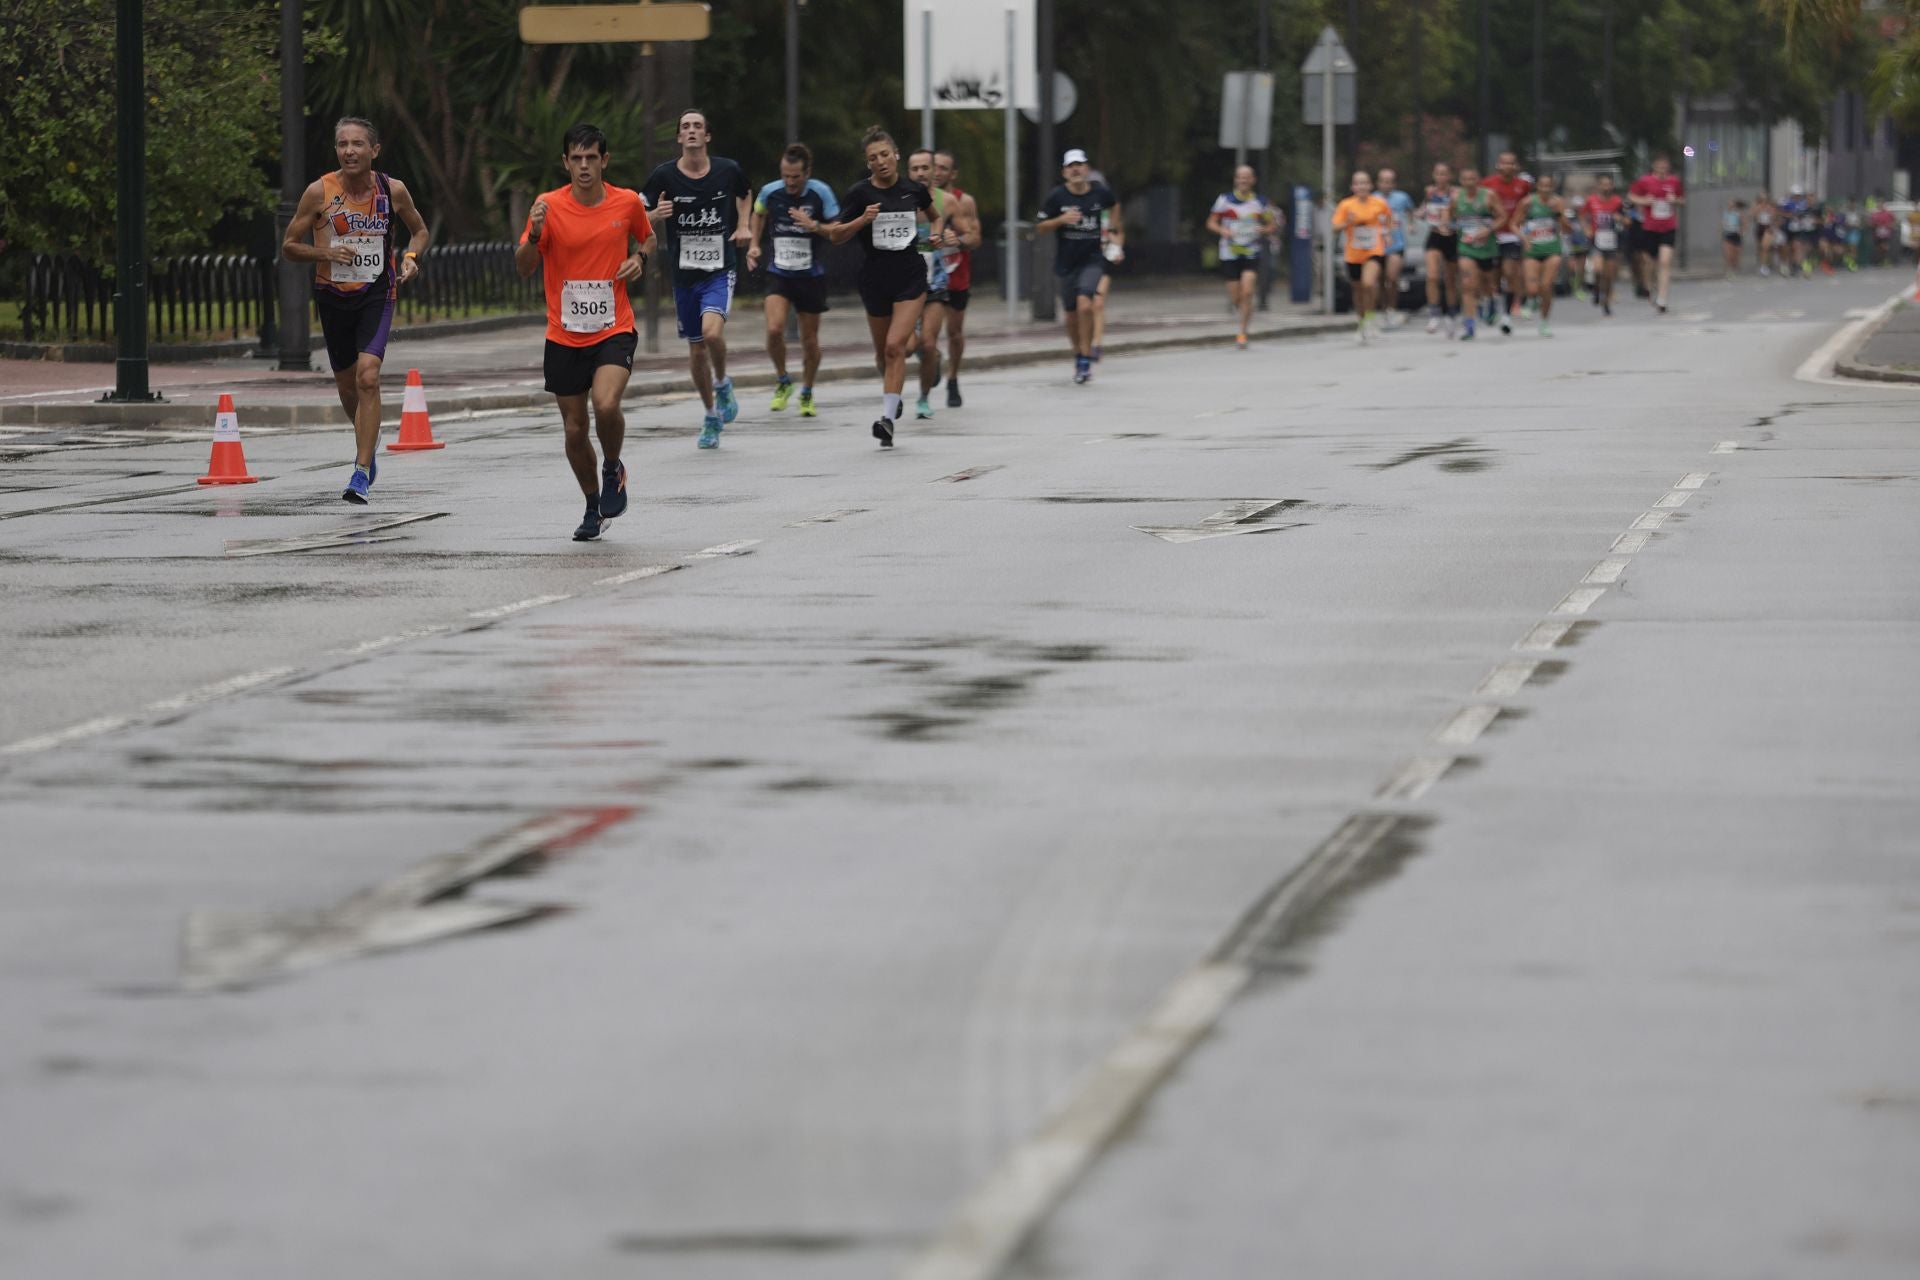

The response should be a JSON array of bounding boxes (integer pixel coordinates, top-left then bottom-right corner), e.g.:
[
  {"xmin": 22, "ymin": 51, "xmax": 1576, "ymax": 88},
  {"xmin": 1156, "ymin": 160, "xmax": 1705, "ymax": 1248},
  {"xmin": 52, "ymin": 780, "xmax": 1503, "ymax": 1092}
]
[{"xmin": 1425, "ymin": 314, "xmax": 1440, "ymax": 334}]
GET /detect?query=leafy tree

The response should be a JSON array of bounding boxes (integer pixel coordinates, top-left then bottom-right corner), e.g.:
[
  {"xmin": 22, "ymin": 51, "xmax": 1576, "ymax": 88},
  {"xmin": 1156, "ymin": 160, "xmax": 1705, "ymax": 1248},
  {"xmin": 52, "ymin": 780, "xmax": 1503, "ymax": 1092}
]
[{"xmin": 0, "ymin": 0, "xmax": 279, "ymax": 259}]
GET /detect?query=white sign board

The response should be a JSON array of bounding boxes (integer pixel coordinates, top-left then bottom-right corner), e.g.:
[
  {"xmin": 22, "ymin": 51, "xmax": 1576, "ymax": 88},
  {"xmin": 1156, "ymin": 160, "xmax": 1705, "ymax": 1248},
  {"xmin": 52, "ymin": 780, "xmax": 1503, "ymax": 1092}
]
[
  {"xmin": 1219, "ymin": 71, "xmax": 1274, "ymax": 151},
  {"xmin": 904, "ymin": 0, "xmax": 1037, "ymax": 111}
]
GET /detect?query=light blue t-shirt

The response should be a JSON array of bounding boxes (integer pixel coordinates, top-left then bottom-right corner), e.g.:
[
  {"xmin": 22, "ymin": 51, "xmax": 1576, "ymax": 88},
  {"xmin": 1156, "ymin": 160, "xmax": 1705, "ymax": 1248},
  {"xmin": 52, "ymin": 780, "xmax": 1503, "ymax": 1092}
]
[
  {"xmin": 1385, "ymin": 189, "xmax": 1416, "ymax": 253},
  {"xmin": 754, "ymin": 178, "xmax": 841, "ymax": 278}
]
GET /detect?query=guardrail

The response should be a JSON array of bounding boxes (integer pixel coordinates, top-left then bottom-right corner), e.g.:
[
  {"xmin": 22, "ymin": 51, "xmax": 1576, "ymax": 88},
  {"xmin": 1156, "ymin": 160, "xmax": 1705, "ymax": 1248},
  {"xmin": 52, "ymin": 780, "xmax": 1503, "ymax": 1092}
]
[{"xmin": 18, "ymin": 242, "xmax": 541, "ymax": 346}]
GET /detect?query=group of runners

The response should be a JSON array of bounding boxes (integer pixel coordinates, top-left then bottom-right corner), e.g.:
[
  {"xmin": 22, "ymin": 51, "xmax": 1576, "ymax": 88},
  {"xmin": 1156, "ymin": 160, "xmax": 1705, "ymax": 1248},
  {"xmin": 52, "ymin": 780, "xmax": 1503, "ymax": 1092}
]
[
  {"xmin": 1731, "ymin": 188, "xmax": 1912, "ymax": 277},
  {"xmin": 1317, "ymin": 150, "xmax": 1687, "ymax": 343},
  {"xmin": 288, "ymin": 114, "xmax": 1137, "ymax": 538}
]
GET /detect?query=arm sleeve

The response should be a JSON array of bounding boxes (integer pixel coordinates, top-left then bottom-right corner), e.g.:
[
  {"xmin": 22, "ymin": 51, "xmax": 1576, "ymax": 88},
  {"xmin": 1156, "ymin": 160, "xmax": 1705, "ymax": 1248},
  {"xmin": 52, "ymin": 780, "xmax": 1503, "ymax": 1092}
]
[
  {"xmin": 835, "ymin": 186, "xmax": 866, "ymax": 223},
  {"xmin": 754, "ymin": 180, "xmax": 782, "ymax": 215},
  {"xmin": 728, "ymin": 162, "xmax": 750, "ymax": 201},
  {"xmin": 629, "ymin": 191, "xmax": 653, "ymax": 243},
  {"xmin": 641, "ymin": 167, "xmax": 666, "ymax": 206},
  {"xmin": 1210, "ymin": 195, "xmax": 1231, "ymax": 215},
  {"xmin": 917, "ymin": 184, "xmax": 934, "ymax": 212},
  {"xmin": 810, "ymin": 179, "xmax": 840, "ymax": 219}
]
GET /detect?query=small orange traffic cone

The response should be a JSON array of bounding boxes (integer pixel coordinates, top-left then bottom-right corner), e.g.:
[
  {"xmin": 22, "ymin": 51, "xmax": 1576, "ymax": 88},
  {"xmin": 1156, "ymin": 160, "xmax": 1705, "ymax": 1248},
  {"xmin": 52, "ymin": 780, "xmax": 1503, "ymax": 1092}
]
[
  {"xmin": 387, "ymin": 368, "xmax": 446, "ymax": 451},
  {"xmin": 197, "ymin": 393, "xmax": 258, "ymax": 485}
]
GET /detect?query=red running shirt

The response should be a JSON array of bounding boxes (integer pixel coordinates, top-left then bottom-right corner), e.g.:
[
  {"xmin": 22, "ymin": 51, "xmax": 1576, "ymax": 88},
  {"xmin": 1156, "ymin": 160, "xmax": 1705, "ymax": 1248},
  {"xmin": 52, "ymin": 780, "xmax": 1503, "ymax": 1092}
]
[{"xmin": 1630, "ymin": 174, "xmax": 1684, "ymax": 232}]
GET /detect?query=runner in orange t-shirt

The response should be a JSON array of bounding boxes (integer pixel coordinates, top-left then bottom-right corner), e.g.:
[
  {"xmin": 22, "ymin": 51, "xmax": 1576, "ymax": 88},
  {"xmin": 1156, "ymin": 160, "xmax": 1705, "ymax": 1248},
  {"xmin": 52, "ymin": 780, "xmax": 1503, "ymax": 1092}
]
[
  {"xmin": 514, "ymin": 123, "xmax": 653, "ymax": 542},
  {"xmin": 1333, "ymin": 171, "xmax": 1394, "ymax": 342}
]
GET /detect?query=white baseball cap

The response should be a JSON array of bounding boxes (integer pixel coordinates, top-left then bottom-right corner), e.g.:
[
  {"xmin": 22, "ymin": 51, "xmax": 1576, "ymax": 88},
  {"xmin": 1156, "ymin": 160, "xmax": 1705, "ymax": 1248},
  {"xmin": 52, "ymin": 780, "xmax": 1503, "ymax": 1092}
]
[{"xmin": 1062, "ymin": 148, "xmax": 1089, "ymax": 166}]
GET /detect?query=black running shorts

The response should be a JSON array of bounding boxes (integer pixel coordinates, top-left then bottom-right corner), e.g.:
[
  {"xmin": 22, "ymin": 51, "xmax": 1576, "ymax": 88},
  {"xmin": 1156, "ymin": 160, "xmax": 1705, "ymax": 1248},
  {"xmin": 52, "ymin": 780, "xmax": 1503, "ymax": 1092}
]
[{"xmin": 544, "ymin": 330, "xmax": 637, "ymax": 398}]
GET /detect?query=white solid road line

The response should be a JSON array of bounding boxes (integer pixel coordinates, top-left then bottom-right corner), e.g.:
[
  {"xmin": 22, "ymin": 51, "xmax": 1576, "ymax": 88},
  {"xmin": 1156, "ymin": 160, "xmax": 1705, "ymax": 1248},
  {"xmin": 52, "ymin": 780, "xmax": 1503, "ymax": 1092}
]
[
  {"xmin": 1434, "ymin": 705, "xmax": 1501, "ymax": 748},
  {"xmin": 1516, "ymin": 620, "xmax": 1575, "ymax": 652},
  {"xmin": 1584, "ymin": 558, "xmax": 1629, "ymax": 585},
  {"xmin": 1712, "ymin": 440, "xmax": 1739, "ymax": 454},
  {"xmin": 1552, "ymin": 586, "xmax": 1608, "ymax": 616},
  {"xmin": 594, "ymin": 564, "xmax": 680, "ymax": 587},
  {"xmin": 1375, "ymin": 755, "xmax": 1458, "ymax": 802},
  {"xmin": 689, "ymin": 539, "xmax": 761, "ymax": 558},
  {"xmin": 1476, "ymin": 658, "xmax": 1540, "ymax": 697}
]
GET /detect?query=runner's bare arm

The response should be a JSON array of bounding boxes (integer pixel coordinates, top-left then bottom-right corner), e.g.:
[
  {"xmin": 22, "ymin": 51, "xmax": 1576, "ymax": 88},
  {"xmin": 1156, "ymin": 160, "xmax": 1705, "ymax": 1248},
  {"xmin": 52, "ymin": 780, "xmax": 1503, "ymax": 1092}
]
[
  {"xmin": 390, "ymin": 179, "xmax": 430, "ymax": 285},
  {"xmin": 1107, "ymin": 200, "xmax": 1126, "ymax": 246},
  {"xmin": 282, "ymin": 181, "xmax": 351, "ymax": 265},
  {"xmin": 513, "ymin": 199, "xmax": 549, "ymax": 278},
  {"xmin": 957, "ymin": 193, "xmax": 983, "ymax": 249},
  {"xmin": 794, "ymin": 203, "xmax": 875, "ymax": 244},
  {"xmin": 746, "ymin": 208, "xmax": 767, "ymax": 271},
  {"xmin": 1204, "ymin": 211, "xmax": 1230, "ymax": 239}
]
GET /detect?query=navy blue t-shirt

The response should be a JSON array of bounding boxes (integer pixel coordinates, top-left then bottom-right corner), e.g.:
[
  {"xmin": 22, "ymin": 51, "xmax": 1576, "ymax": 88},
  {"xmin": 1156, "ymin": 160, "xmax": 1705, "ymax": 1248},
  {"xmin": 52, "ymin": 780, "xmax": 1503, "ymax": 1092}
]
[{"xmin": 755, "ymin": 178, "xmax": 840, "ymax": 278}]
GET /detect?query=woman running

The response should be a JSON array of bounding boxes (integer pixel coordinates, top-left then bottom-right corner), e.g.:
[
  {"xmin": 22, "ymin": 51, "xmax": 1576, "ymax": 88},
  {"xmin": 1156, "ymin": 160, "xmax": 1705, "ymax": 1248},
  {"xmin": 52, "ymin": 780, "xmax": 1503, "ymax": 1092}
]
[
  {"xmin": 793, "ymin": 127, "xmax": 943, "ymax": 448},
  {"xmin": 1452, "ymin": 166, "xmax": 1499, "ymax": 341},
  {"xmin": 1521, "ymin": 174, "xmax": 1567, "ymax": 337},
  {"xmin": 1418, "ymin": 162, "xmax": 1459, "ymax": 336}
]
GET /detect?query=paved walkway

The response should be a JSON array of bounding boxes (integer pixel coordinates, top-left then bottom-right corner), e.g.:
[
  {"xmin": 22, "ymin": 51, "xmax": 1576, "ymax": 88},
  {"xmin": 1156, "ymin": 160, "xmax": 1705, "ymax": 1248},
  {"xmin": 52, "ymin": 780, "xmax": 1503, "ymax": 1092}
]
[
  {"xmin": 1837, "ymin": 278, "xmax": 1920, "ymax": 383},
  {"xmin": 0, "ymin": 281, "xmax": 1345, "ymax": 427}
]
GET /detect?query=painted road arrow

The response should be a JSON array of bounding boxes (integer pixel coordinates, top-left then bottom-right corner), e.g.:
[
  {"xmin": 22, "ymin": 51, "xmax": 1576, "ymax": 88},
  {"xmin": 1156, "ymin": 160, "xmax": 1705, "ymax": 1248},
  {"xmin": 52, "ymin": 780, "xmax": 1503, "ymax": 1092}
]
[
  {"xmin": 180, "ymin": 807, "xmax": 633, "ymax": 991},
  {"xmin": 1133, "ymin": 499, "xmax": 1305, "ymax": 543}
]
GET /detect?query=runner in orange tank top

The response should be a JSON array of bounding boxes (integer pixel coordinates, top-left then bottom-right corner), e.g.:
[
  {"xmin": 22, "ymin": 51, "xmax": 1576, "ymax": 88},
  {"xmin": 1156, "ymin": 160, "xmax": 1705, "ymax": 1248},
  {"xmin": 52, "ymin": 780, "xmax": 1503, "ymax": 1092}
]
[
  {"xmin": 1333, "ymin": 171, "xmax": 1393, "ymax": 343},
  {"xmin": 283, "ymin": 116, "xmax": 430, "ymax": 503}
]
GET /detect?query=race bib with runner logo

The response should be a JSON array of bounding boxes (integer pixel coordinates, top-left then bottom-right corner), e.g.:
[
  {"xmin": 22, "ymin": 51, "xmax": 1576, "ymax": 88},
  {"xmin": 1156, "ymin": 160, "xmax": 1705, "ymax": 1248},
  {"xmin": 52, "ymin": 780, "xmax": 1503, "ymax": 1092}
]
[
  {"xmin": 679, "ymin": 234, "xmax": 724, "ymax": 271},
  {"xmin": 1594, "ymin": 228, "xmax": 1619, "ymax": 251},
  {"xmin": 332, "ymin": 235, "xmax": 384, "ymax": 285},
  {"xmin": 1350, "ymin": 225, "xmax": 1378, "ymax": 251},
  {"xmin": 772, "ymin": 236, "xmax": 813, "ymax": 272},
  {"xmin": 560, "ymin": 279, "xmax": 616, "ymax": 333},
  {"xmin": 872, "ymin": 210, "xmax": 916, "ymax": 252},
  {"xmin": 1652, "ymin": 199, "xmax": 1673, "ymax": 221}
]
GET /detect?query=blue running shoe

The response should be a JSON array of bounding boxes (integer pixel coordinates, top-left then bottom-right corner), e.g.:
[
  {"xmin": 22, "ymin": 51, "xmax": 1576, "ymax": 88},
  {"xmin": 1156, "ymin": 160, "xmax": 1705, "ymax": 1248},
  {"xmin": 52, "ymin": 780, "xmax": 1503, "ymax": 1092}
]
[
  {"xmin": 367, "ymin": 445, "xmax": 377, "ymax": 488},
  {"xmin": 572, "ymin": 503, "xmax": 604, "ymax": 541},
  {"xmin": 698, "ymin": 415, "xmax": 721, "ymax": 449},
  {"xmin": 716, "ymin": 380, "xmax": 739, "ymax": 424},
  {"xmin": 599, "ymin": 459, "xmax": 628, "ymax": 519},
  {"xmin": 342, "ymin": 465, "xmax": 371, "ymax": 504},
  {"xmin": 1073, "ymin": 355, "xmax": 1092, "ymax": 385}
]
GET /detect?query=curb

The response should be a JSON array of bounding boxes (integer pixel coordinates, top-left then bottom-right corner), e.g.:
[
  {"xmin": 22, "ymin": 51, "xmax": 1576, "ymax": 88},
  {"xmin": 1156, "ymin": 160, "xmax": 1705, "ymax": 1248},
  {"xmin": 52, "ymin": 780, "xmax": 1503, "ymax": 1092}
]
[
  {"xmin": 1834, "ymin": 298, "xmax": 1920, "ymax": 384},
  {"xmin": 0, "ymin": 318, "xmax": 1352, "ymax": 429}
]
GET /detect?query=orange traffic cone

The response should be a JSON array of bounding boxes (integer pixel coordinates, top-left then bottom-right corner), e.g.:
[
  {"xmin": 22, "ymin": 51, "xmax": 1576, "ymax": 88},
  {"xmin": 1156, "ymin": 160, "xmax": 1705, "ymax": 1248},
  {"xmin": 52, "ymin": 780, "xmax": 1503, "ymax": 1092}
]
[
  {"xmin": 387, "ymin": 368, "xmax": 446, "ymax": 451},
  {"xmin": 197, "ymin": 393, "xmax": 259, "ymax": 485}
]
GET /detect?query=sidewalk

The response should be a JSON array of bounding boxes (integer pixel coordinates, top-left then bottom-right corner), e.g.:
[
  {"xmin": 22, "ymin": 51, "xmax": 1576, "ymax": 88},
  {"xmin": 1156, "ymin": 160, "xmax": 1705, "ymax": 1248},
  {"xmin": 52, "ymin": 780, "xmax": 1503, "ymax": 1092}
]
[{"xmin": 0, "ymin": 281, "xmax": 1346, "ymax": 428}]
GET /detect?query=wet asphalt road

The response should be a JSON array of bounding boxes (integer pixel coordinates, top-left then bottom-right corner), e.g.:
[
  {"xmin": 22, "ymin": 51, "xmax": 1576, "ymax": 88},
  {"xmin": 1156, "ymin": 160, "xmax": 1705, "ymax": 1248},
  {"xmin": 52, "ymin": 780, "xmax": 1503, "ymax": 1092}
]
[{"xmin": 2, "ymin": 272, "xmax": 1917, "ymax": 1279}]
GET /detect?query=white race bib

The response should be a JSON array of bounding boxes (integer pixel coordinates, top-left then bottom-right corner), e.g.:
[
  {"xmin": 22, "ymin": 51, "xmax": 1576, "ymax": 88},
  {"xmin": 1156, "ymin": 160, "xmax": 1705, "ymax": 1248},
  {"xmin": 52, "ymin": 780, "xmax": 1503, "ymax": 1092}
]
[
  {"xmin": 872, "ymin": 210, "xmax": 916, "ymax": 251},
  {"xmin": 1652, "ymin": 199, "xmax": 1673, "ymax": 220},
  {"xmin": 1350, "ymin": 226, "xmax": 1378, "ymax": 251},
  {"xmin": 772, "ymin": 237, "xmax": 813, "ymax": 272},
  {"xmin": 332, "ymin": 235, "xmax": 384, "ymax": 284},
  {"xmin": 679, "ymin": 234, "xmax": 724, "ymax": 271},
  {"xmin": 1528, "ymin": 217, "xmax": 1558, "ymax": 242},
  {"xmin": 560, "ymin": 279, "xmax": 616, "ymax": 334},
  {"xmin": 1594, "ymin": 228, "xmax": 1619, "ymax": 251}
]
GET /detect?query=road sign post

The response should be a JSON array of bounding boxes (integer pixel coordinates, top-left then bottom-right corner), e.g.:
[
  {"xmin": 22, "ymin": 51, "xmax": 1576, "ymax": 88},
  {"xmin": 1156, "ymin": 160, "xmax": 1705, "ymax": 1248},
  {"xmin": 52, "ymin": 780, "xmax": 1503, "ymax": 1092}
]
[
  {"xmin": 1218, "ymin": 71, "xmax": 1274, "ymax": 166},
  {"xmin": 1302, "ymin": 27, "xmax": 1355, "ymax": 316}
]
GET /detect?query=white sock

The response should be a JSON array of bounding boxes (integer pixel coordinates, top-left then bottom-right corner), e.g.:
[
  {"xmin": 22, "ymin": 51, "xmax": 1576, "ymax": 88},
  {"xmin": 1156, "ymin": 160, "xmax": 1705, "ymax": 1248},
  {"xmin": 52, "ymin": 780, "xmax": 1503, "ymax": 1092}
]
[{"xmin": 883, "ymin": 393, "xmax": 902, "ymax": 422}]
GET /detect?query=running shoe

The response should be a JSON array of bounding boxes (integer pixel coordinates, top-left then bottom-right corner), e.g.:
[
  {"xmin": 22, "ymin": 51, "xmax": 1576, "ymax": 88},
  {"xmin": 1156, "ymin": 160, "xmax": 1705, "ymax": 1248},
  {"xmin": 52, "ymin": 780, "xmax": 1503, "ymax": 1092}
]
[
  {"xmin": 1425, "ymin": 315, "xmax": 1440, "ymax": 334},
  {"xmin": 946, "ymin": 378, "xmax": 962, "ymax": 408},
  {"xmin": 1355, "ymin": 319, "xmax": 1369, "ymax": 345},
  {"xmin": 599, "ymin": 459, "xmax": 627, "ymax": 520},
  {"xmin": 1090, "ymin": 344, "xmax": 1102, "ymax": 362},
  {"xmin": 1657, "ymin": 302, "xmax": 1669, "ymax": 314},
  {"xmin": 697, "ymin": 415, "xmax": 721, "ymax": 449},
  {"xmin": 799, "ymin": 391, "xmax": 817, "ymax": 417},
  {"xmin": 770, "ymin": 380, "xmax": 794, "ymax": 412},
  {"xmin": 1236, "ymin": 332, "xmax": 1249, "ymax": 349},
  {"xmin": 1602, "ymin": 300, "xmax": 1612, "ymax": 317},
  {"xmin": 572, "ymin": 503, "xmax": 604, "ymax": 541},
  {"xmin": 367, "ymin": 443, "xmax": 378, "ymax": 488},
  {"xmin": 341, "ymin": 465, "xmax": 371, "ymax": 505},
  {"xmin": 716, "ymin": 380, "xmax": 739, "ymax": 424},
  {"xmin": 1460, "ymin": 316, "xmax": 1476, "ymax": 340},
  {"xmin": 1074, "ymin": 355, "xmax": 1092, "ymax": 384},
  {"xmin": 916, "ymin": 396, "xmax": 933, "ymax": 420},
  {"xmin": 1539, "ymin": 320, "xmax": 1553, "ymax": 337},
  {"xmin": 1445, "ymin": 314, "xmax": 1457, "ymax": 339},
  {"xmin": 872, "ymin": 416, "xmax": 894, "ymax": 448}
]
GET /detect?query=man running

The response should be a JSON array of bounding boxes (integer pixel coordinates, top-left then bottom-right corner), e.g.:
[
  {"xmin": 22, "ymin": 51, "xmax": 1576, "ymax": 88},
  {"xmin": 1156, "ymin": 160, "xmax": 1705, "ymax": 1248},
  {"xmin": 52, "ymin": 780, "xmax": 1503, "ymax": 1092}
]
[
  {"xmin": 282, "ymin": 116, "xmax": 429, "ymax": 504},
  {"xmin": 1629, "ymin": 153, "xmax": 1685, "ymax": 312},
  {"xmin": 1377, "ymin": 167, "xmax": 1416, "ymax": 328},
  {"xmin": 1036, "ymin": 149, "xmax": 1120, "ymax": 384},
  {"xmin": 643, "ymin": 108, "xmax": 752, "ymax": 449},
  {"xmin": 514, "ymin": 122, "xmax": 652, "ymax": 541},
  {"xmin": 905, "ymin": 148, "xmax": 952, "ymax": 420},
  {"xmin": 1452, "ymin": 165, "xmax": 1499, "ymax": 341},
  {"xmin": 747, "ymin": 142, "xmax": 837, "ymax": 419},
  {"xmin": 931, "ymin": 149, "xmax": 982, "ymax": 406},
  {"xmin": 1205, "ymin": 164, "xmax": 1281, "ymax": 348},
  {"xmin": 1418, "ymin": 162, "xmax": 1460, "ymax": 335},
  {"xmin": 1581, "ymin": 172, "xmax": 1627, "ymax": 316},
  {"xmin": 1333, "ymin": 170, "xmax": 1393, "ymax": 343},
  {"xmin": 1482, "ymin": 151, "xmax": 1533, "ymax": 334}
]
